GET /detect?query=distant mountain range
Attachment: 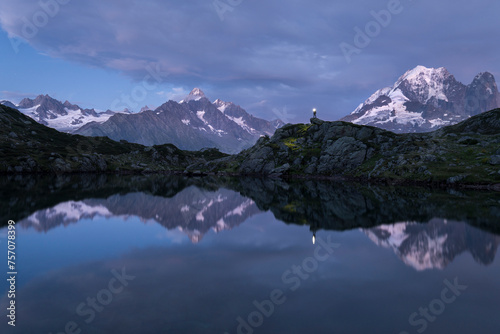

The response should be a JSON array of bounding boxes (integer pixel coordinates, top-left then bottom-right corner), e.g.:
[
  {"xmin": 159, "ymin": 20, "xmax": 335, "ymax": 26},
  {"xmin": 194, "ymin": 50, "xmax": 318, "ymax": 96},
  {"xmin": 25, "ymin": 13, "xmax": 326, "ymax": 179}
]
[
  {"xmin": 341, "ymin": 66, "xmax": 500, "ymax": 132},
  {"xmin": 1, "ymin": 89, "xmax": 283, "ymax": 153},
  {"xmin": 0, "ymin": 94, "xmax": 129, "ymax": 132}
]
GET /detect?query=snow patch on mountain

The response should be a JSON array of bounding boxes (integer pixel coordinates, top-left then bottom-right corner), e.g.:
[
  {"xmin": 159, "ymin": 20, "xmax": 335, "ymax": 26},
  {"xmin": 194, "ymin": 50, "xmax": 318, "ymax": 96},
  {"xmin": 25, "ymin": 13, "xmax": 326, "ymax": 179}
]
[
  {"xmin": 214, "ymin": 99, "xmax": 231, "ymax": 113},
  {"xmin": 225, "ymin": 199, "xmax": 255, "ymax": 217},
  {"xmin": 196, "ymin": 110, "xmax": 206, "ymax": 123},
  {"xmin": 225, "ymin": 115, "xmax": 256, "ymax": 134}
]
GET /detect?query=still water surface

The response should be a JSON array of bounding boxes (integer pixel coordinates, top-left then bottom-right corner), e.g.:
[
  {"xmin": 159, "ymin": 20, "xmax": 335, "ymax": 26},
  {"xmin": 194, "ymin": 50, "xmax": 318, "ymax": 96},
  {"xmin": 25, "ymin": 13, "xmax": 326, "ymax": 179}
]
[{"xmin": 0, "ymin": 175, "xmax": 499, "ymax": 334}]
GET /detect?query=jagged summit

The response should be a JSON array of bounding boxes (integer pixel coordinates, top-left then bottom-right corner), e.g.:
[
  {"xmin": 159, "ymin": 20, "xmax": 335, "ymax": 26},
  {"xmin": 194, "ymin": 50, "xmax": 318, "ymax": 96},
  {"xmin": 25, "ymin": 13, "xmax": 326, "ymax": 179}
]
[
  {"xmin": 18, "ymin": 94, "xmax": 67, "ymax": 110},
  {"xmin": 140, "ymin": 105, "xmax": 153, "ymax": 113},
  {"xmin": 182, "ymin": 88, "xmax": 207, "ymax": 102}
]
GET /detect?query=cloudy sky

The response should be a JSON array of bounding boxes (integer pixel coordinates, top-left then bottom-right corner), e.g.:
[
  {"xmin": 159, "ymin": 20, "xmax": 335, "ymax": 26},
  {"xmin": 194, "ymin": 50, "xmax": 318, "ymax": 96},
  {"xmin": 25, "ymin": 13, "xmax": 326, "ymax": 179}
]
[{"xmin": 0, "ymin": 0, "xmax": 498, "ymax": 122}]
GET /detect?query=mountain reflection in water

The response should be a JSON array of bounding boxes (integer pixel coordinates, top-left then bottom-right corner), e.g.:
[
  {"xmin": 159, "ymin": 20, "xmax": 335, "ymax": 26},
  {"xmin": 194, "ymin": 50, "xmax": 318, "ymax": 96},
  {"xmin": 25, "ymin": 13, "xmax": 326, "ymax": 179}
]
[
  {"xmin": 3, "ymin": 174, "xmax": 500, "ymax": 270},
  {"xmin": 19, "ymin": 188, "xmax": 261, "ymax": 243}
]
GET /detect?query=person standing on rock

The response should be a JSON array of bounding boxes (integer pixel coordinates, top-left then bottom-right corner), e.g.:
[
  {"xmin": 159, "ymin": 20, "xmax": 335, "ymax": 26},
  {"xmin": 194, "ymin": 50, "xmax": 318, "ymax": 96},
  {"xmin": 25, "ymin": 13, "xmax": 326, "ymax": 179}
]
[{"xmin": 313, "ymin": 108, "xmax": 317, "ymax": 118}]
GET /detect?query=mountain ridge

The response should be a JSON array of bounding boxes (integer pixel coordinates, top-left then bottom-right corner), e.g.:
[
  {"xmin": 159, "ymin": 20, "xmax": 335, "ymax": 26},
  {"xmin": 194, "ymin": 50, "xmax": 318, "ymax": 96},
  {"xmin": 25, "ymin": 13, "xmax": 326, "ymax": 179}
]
[
  {"xmin": 75, "ymin": 88, "xmax": 284, "ymax": 153},
  {"xmin": 1, "ymin": 94, "xmax": 128, "ymax": 132}
]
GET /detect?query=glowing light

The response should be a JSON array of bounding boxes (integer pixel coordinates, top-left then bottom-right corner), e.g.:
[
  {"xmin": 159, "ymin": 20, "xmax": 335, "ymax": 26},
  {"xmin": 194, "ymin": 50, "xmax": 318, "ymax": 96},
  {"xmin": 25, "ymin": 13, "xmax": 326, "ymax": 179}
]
[{"xmin": 312, "ymin": 234, "xmax": 316, "ymax": 244}]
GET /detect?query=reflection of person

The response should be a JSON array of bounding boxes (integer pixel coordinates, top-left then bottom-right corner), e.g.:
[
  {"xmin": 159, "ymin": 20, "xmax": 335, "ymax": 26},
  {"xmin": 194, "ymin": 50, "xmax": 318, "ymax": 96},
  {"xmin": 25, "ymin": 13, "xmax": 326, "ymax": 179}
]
[{"xmin": 313, "ymin": 108, "xmax": 317, "ymax": 118}]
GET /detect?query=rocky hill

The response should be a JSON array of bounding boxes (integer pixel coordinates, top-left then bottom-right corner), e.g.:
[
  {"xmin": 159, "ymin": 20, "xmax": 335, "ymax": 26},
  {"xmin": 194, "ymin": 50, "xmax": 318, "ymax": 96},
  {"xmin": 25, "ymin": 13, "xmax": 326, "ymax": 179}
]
[{"xmin": 189, "ymin": 109, "xmax": 500, "ymax": 185}]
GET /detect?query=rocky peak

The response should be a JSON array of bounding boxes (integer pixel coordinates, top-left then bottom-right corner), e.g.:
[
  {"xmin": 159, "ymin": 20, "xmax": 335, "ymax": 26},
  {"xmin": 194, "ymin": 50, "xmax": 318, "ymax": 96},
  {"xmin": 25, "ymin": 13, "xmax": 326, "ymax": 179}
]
[
  {"xmin": 18, "ymin": 94, "xmax": 69, "ymax": 117},
  {"xmin": 140, "ymin": 105, "xmax": 152, "ymax": 113},
  {"xmin": 465, "ymin": 72, "xmax": 500, "ymax": 116},
  {"xmin": 63, "ymin": 100, "xmax": 79, "ymax": 110},
  {"xmin": 183, "ymin": 88, "xmax": 207, "ymax": 102},
  {"xmin": 0, "ymin": 100, "xmax": 17, "ymax": 109},
  {"xmin": 394, "ymin": 66, "xmax": 456, "ymax": 104},
  {"xmin": 213, "ymin": 99, "xmax": 232, "ymax": 112},
  {"xmin": 468, "ymin": 72, "xmax": 498, "ymax": 94},
  {"xmin": 18, "ymin": 97, "xmax": 36, "ymax": 108}
]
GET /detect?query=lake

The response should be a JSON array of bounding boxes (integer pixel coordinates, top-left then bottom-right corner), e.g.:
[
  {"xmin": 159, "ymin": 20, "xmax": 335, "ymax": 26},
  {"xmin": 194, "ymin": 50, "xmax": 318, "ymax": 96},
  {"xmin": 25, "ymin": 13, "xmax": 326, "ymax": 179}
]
[{"xmin": 1, "ymin": 174, "xmax": 499, "ymax": 334}]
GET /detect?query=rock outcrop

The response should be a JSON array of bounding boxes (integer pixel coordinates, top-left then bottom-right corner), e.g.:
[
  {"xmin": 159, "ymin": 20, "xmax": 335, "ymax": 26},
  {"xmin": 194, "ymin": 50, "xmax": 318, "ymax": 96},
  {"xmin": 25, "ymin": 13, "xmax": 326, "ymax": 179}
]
[{"xmin": 188, "ymin": 109, "xmax": 500, "ymax": 185}]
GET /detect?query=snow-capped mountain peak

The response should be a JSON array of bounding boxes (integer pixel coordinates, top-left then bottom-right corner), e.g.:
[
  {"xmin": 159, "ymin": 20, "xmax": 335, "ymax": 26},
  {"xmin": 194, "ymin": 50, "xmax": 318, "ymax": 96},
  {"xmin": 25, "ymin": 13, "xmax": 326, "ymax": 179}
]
[
  {"xmin": 396, "ymin": 65, "xmax": 449, "ymax": 84},
  {"xmin": 342, "ymin": 65, "xmax": 500, "ymax": 133},
  {"xmin": 182, "ymin": 88, "xmax": 207, "ymax": 102},
  {"xmin": 393, "ymin": 65, "xmax": 452, "ymax": 104}
]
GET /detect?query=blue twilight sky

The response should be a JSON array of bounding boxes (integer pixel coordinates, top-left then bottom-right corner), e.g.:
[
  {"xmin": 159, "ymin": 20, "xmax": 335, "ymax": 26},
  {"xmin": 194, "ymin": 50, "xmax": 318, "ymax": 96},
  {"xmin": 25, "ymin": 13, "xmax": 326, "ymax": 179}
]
[{"xmin": 0, "ymin": 0, "xmax": 499, "ymax": 123}]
